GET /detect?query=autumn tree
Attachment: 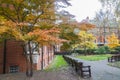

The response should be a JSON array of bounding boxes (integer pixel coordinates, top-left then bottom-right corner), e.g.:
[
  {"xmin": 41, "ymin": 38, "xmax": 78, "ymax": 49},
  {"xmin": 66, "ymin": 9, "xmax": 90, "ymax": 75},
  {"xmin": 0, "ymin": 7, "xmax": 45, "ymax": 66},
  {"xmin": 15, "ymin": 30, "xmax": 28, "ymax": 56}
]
[
  {"xmin": 73, "ymin": 18, "xmax": 96, "ymax": 54},
  {"xmin": 77, "ymin": 31, "xmax": 97, "ymax": 54},
  {"xmin": 0, "ymin": 0, "xmax": 69, "ymax": 77},
  {"xmin": 107, "ymin": 33, "xmax": 120, "ymax": 48},
  {"xmin": 58, "ymin": 17, "xmax": 96, "ymax": 53}
]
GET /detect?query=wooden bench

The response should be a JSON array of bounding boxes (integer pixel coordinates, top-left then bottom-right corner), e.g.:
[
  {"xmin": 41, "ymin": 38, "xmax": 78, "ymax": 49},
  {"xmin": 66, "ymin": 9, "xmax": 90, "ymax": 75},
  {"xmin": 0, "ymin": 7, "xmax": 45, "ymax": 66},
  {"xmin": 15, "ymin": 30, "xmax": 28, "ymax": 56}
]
[
  {"xmin": 108, "ymin": 54, "xmax": 120, "ymax": 62},
  {"xmin": 63, "ymin": 56, "xmax": 91, "ymax": 78},
  {"xmin": 74, "ymin": 60, "xmax": 91, "ymax": 78}
]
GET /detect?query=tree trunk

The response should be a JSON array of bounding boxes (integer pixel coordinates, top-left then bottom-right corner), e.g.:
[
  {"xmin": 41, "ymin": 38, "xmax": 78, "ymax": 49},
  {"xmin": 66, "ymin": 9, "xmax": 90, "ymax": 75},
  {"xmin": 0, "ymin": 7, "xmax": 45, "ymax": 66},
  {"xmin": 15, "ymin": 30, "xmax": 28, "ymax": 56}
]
[
  {"xmin": 84, "ymin": 46, "xmax": 87, "ymax": 56},
  {"xmin": 26, "ymin": 41, "xmax": 33, "ymax": 77},
  {"xmin": 3, "ymin": 39, "xmax": 7, "ymax": 74},
  {"xmin": 26, "ymin": 56, "xmax": 33, "ymax": 77},
  {"xmin": 41, "ymin": 45, "xmax": 44, "ymax": 70}
]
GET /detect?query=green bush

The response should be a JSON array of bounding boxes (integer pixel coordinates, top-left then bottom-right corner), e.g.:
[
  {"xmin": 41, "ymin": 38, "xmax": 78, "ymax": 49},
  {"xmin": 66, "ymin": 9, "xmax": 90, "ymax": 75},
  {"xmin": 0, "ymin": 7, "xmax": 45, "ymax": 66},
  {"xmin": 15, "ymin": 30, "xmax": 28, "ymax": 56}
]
[
  {"xmin": 94, "ymin": 46, "xmax": 110, "ymax": 54},
  {"xmin": 110, "ymin": 46, "xmax": 120, "ymax": 54},
  {"xmin": 114, "ymin": 46, "xmax": 120, "ymax": 52},
  {"xmin": 71, "ymin": 48, "xmax": 96, "ymax": 55},
  {"xmin": 86, "ymin": 48, "xmax": 96, "ymax": 54},
  {"xmin": 71, "ymin": 49, "xmax": 84, "ymax": 54}
]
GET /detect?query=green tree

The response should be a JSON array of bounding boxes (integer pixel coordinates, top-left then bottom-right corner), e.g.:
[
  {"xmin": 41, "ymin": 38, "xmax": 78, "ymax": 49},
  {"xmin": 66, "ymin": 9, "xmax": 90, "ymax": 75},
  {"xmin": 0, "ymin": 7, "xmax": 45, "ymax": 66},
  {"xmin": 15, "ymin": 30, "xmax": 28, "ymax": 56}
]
[{"xmin": 54, "ymin": 10, "xmax": 79, "ymax": 51}]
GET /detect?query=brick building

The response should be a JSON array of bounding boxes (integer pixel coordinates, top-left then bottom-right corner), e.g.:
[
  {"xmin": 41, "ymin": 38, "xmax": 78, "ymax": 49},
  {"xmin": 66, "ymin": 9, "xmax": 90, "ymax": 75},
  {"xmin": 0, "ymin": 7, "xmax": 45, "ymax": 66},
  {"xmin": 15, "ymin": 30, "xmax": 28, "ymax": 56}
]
[
  {"xmin": 89, "ymin": 26, "xmax": 119, "ymax": 45},
  {"xmin": 0, "ymin": 40, "xmax": 54, "ymax": 74}
]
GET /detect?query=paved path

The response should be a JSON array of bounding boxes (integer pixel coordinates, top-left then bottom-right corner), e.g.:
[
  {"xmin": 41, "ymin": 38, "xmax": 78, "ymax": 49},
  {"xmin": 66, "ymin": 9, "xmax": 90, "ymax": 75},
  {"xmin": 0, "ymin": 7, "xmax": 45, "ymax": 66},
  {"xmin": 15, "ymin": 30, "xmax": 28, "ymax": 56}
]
[
  {"xmin": 77, "ymin": 58, "xmax": 120, "ymax": 80},
  {"xmin": 0, "ymin": 56, "xmax": 120, "ymax": 80}
]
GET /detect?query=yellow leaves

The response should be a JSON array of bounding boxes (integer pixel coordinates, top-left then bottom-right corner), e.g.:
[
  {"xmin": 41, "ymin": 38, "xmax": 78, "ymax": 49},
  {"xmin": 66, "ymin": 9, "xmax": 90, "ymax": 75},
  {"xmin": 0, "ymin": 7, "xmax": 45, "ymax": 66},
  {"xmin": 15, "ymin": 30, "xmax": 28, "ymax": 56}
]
[
  {"xmin": 0, "ymin": 20, "xmax": 24, "ymax": 40},
  {"xmin": 0, "ymin": 26, "xmax": 8, "ymax": 34},
  {"xmin": 0, "ymin": 16, "xmax": 7, "ymax": 24},
  {"xmin": 107, "ymin": 33, "xmax": 120, "ymax": 48},
  {"xmin": 12, "ymin": 0, "xmax": 24, "ymax": 4},
  {"xmin": 78, "ymin": 31, "xmax": 97, "ymax": 49},
  {"xmin": 37, "ymin": 20, "xmax": 56, "ymax": 29},
  {"xmin": 16, "ymin": 0, "xmax": 24, "ymax": 3},
  {"xmin": 12, "ymin": 29, "xmax": 23, "ymax": 40},
  {"xmin": 78, "ymin": 31, "xmax": 96, "ymax": 41},
  {"xmin": 0, "ymin": 26, "xmax": 23, "ymax": 40},
  {"xmin": 26, "ymin": 14, "xmax": 36, "ymax": 22}
]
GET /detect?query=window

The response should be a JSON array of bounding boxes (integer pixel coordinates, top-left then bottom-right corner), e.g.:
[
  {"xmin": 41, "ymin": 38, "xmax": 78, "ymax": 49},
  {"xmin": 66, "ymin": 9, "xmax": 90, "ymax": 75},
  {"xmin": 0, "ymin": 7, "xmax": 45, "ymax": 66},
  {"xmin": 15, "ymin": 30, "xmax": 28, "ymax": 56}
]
[{"xmin": 9, "ymin": 65, "xmax": 19, "ymax": 73}]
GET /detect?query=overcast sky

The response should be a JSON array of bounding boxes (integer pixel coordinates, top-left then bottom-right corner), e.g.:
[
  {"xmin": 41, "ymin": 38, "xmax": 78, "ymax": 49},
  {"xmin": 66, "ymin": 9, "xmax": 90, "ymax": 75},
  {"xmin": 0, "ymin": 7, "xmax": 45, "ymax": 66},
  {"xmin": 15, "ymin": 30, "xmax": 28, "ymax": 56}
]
[{"xmin": 64, "ymin": 0, "xmax": 102, "ymax": 22}]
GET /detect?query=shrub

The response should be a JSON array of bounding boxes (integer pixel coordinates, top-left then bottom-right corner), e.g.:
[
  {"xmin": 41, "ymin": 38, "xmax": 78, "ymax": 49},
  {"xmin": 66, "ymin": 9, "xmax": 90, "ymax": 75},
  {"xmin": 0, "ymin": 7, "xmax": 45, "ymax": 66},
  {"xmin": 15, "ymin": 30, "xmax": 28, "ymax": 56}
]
[
  {"xmin": 71, "ymin": 49, "xmax": 84, "ymax": 54},
  {"xmin": 110, "ymin": 46, "xmax": 120, "ymax": 54},
  {"xmin": 114, "ymin": 46, "xmax": 120, "ymax": 52},
  {"xmin": 94, "ymin": 46, "xmax": 110, "ymax": 54},
  {"xmin": 71, "ymin": 48, "xmax": 96, "ymax": 55},
  {"xmin": 110, "ymin": 49, "xmax": 118, "ymax": 54},
  {"xmin": 86, "ymin": 48, "xmax": 96, "ymax": 54}
]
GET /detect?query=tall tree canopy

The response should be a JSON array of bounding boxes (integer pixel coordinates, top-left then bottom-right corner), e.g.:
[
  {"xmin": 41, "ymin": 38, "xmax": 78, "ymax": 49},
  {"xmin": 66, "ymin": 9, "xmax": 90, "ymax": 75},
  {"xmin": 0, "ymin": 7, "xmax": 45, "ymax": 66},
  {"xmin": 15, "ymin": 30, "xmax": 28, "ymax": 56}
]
[{"xmin": 0, "ymin": 0, "xmax": 70, "ymax": 77}]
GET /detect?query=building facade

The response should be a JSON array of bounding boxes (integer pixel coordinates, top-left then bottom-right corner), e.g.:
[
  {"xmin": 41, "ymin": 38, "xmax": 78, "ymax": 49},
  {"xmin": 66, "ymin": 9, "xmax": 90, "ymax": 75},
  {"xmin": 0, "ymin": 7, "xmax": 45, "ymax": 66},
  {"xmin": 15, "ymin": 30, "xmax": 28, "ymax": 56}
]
[
  {"xmin": 0, "ymin": 40, "xmax": 54, "ymax": 74},
  {"xmin": 89, "ymin": 26, "xmax": 119, "ymax": 45}
]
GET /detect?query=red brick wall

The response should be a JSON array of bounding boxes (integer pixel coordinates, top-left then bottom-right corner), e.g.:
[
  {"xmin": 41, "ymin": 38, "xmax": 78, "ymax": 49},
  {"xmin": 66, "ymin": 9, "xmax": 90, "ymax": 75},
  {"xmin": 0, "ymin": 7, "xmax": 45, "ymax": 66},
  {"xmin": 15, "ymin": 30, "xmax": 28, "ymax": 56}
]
[
  {"xmin": 0, "ymin": 40, "xmax": 54, "ymax": 74},
  {"xmin": 5, "ymin": 40, "xmax": 27, "ymax": 73},
  {"xmin": 35, "ymin": 45, "xmax": 54, "ymax": 70},
  {"xmin": 0, "ymin": 40, "xmax": 27, "ymax": 73}
]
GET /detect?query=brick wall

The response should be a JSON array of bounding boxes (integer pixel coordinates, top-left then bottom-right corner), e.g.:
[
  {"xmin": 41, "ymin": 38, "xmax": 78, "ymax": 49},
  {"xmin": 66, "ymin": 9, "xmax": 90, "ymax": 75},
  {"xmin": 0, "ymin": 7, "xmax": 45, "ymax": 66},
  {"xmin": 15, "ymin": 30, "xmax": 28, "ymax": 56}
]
[
  {"xmin": 35, "ymin": 45, "xmax": 54, "ymax": 70},
  {"xmin": 0, "ymin": 40, "xmax": 54, "ymax": 74},
  {"xmin": 4, "ymin": 40, "xmax": 27, "ymax": 73}
]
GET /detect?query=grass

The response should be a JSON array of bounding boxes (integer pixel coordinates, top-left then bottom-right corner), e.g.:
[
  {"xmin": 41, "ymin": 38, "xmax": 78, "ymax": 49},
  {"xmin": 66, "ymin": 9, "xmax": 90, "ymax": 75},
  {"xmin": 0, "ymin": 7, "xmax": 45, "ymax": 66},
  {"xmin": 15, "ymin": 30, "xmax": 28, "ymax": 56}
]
[
  {"xmin": 76, "ymin": 54, "xmax": 111, "ymax": 61},
  {"xmin": 108, "ymin": 61, "xmax": 120, "ymax": 68},
  {"xmin": 45, "ymin": 55, "xmax": 67, "ymax": 71}
]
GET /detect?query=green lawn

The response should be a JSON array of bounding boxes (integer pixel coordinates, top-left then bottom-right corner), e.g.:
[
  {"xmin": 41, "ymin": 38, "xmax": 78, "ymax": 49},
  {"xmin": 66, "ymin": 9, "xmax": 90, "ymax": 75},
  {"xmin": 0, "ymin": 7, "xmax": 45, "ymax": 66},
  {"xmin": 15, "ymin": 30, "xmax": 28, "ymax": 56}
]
[
  {"xmin": 45, "ymin": 55, "xmax": 67, "ymax": 71},
  {"xmin": 76, "ymin": 54, "xmax": 111, "ymax": 61}
]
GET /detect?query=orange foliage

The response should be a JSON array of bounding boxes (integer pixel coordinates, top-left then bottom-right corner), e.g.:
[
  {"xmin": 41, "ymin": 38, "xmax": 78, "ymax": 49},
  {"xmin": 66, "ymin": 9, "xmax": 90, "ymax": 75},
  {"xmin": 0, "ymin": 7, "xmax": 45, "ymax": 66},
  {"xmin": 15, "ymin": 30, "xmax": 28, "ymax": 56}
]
[
  {"xmin": 28, "ymin": 28, "xmax": 67, "ymax": 44},
  {"xmin": 0, "ymin": 20, "xmax": 67, "ymax": 44}
]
